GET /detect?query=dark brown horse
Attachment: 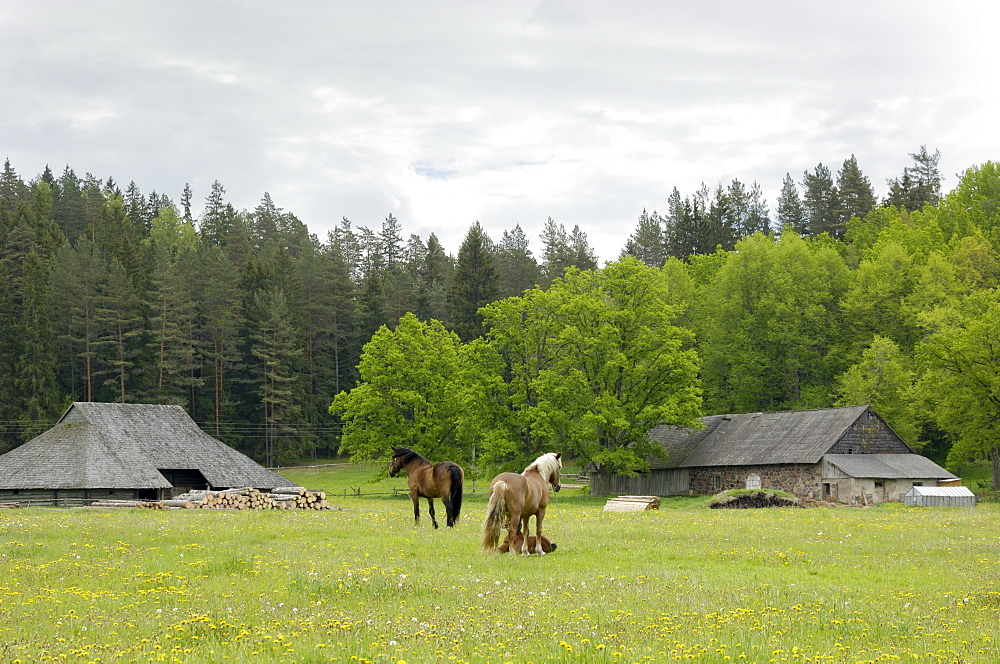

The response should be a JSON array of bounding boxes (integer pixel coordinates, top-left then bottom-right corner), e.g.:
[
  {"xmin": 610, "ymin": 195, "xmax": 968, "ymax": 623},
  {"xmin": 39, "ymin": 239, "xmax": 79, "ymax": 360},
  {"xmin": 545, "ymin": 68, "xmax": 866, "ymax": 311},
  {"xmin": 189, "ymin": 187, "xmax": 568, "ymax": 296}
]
[
  {"xmin": 481, "ymin": 452, "xmax": 562, "ymax": 555},
  {"xmin": 388, "ymin": 446, "xmax": 464, "ymax": 528}
]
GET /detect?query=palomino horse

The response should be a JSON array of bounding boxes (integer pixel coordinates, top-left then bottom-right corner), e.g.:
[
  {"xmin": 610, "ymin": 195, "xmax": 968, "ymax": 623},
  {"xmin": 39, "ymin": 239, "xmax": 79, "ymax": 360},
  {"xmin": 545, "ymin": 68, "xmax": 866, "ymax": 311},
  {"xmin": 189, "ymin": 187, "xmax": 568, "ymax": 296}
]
[
  {"xmin": 481, "ymin": 452, "xmax": 562, "ymax": 555},
  {"xmin": 388, "ymin": 446, "xmax": 464, "ymax": 528}
]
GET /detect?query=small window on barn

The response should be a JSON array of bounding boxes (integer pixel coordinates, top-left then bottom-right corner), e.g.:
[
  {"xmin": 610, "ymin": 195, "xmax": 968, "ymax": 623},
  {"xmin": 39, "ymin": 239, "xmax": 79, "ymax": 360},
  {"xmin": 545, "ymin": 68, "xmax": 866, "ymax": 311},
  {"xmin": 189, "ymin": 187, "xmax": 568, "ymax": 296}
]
[
  {"xmin": 714, "ymin": 475, "xmax": 722, "ymax": 491},
  {"xmin": 746, "ymin": 474, "xmax": 761, "ymax": 490},
  {"xmin": 913, "ymin": 482, "xmax": 923, "ymax": 487},
  {"xmin": 12, "ymin": 489, "xmax": 18, "ymax": 495},
  {"xmin": 874, "ymin": 481, "xmax": 884, "ymax": 489}
]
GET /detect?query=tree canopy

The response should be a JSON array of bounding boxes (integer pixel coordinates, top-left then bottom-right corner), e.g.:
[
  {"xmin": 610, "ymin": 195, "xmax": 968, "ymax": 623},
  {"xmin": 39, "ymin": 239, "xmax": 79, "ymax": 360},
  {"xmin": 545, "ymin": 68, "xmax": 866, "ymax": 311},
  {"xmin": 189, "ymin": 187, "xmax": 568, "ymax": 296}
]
[{"xmin": 4, "ymin": 151, "xmax": 1000, "ymax": 488}]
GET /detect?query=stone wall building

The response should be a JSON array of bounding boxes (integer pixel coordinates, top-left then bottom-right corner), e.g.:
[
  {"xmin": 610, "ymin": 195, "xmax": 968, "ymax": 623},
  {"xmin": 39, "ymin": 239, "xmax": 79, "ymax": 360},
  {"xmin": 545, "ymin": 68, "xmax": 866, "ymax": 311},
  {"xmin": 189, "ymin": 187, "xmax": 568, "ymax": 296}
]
[{"xmin": 590, "ymin": 405, "xmax": 958, "ymax": 505}]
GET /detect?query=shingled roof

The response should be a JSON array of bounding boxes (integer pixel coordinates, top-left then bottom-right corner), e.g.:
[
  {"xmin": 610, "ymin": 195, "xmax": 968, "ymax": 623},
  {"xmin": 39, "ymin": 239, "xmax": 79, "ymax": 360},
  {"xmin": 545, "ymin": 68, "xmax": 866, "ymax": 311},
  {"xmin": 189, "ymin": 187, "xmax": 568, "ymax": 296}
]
[
  {"xmin": 647, "ymin": 405, "xmax": 898, "ymax": 468},
  {"xmin": 825, "ymin": 454, "xmax": 957, "ymax": 480},
  {"xmin": 0, "ymin": 402, "xmax": 289, "ymax": 491}
]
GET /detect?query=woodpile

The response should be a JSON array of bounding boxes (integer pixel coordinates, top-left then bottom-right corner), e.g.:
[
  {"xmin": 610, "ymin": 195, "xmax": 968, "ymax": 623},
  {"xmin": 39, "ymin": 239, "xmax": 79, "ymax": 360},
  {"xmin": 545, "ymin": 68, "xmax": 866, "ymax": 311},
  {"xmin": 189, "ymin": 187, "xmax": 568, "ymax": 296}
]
[
  {"xmin": 603, "ymin": 495, "xmax": 661, "ymax": 512},
  {"xmin": 0, "ymin": 501, "xmax": 22, "ymax": 509},
  {"xmin": 167, "ymin": 486, "xmax": 334, "ymax": 510}
]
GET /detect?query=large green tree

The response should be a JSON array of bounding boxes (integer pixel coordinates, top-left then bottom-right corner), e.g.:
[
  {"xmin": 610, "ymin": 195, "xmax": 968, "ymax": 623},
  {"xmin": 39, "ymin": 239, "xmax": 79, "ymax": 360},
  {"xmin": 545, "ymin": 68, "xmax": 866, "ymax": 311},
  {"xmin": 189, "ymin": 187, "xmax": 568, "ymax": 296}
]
[
  {"xmin": 696, "ymin": 232, "xmax": 850, "ymax": 413},
  {"xmin": 915, "ymin": 291, "xmax": 1000, "ymax": 488},
  {"xmin": 481, "ymin": 257, "xmax": 702, "ymax": 474},
  {"xmin": 330, "ymin": 313, "xmax": 470, "ymax": 463},
  {"xmin": 834, "ymin": 335, "xmax": 919, "ymax": 448}
]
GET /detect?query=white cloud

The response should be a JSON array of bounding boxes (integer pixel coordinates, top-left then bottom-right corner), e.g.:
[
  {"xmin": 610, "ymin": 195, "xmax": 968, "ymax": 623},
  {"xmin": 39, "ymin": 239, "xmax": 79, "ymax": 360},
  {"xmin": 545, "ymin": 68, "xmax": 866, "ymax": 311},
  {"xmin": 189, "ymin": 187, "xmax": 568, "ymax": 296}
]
[{"xmin": 1, "ymin": 1, "xmax": 998, "ymax": 262}]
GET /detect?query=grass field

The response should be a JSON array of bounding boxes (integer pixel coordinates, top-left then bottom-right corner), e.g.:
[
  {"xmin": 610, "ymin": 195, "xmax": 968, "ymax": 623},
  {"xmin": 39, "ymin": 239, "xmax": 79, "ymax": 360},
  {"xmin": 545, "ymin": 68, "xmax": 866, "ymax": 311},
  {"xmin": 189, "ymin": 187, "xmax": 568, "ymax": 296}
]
[{"xmin": 2, "ymin": 467, "xmax": 999, "ymax": 663}]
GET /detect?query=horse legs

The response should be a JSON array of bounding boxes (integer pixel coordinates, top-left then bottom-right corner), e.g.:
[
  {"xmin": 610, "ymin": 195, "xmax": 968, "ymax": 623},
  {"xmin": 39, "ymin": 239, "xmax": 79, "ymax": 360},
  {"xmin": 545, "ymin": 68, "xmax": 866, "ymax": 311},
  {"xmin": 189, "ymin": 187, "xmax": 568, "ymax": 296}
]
[
  {"xmin": 519, "ymin": 515, "xmax": 534, "ymax": 555},
  {"xmin": 506, "ymin": 511, "xmax": 521, "ymax": 555},
  {"xmin": 426, "ymin": 497, "xmax": 439, "ymax": 529},
  {"xmin": 442, "ymin": 495, "xmax": 454, "ymax": 528},
  {"xmin": 409, "ymin": 492, "xmax": 421, "ymax": 526},
  {"xmin": 531, "ymin": 508, "xmax": 546, "ymax": 555}
]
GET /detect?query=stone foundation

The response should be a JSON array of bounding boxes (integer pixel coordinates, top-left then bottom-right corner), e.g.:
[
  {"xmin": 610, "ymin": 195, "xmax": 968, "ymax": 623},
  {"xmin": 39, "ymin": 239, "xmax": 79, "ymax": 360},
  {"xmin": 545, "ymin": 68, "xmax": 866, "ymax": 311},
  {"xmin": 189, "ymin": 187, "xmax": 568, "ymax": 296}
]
[{"xmin": 689, "ymin": 463, "xmax": 822, "ymax": 499}]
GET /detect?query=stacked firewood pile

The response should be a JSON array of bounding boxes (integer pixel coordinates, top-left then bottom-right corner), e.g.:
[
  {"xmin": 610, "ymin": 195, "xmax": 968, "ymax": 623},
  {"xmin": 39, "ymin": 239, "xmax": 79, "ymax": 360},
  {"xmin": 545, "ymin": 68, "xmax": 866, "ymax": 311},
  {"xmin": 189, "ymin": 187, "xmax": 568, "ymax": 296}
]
[
  {"xmin": 0, "ymin": 501, "xmax": 23, "ymax": 509},
  {"xmin": 165, "ymin": 486, "xmax": 333, "ymax": 510},
  {"xmin": 603, "ymin": 495, "xmax": 661, "ymax": 512}
]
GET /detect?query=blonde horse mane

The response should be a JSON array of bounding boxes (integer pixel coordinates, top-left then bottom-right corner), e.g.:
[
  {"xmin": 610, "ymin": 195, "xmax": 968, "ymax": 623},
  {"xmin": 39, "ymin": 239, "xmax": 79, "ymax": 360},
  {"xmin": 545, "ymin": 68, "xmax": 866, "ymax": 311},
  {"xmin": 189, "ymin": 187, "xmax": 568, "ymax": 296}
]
[{"xmin": 524, "ymin": 452, "xmax": 562, "ymax": 480}]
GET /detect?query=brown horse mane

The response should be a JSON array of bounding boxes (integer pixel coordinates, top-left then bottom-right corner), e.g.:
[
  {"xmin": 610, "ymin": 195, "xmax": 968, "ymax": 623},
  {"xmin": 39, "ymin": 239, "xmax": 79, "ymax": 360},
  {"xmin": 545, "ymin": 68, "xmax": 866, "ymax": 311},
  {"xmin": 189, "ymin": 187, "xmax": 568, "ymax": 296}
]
[{"xmin": 392, "ymin": 446, "xmax": 427, "ymax": 465}]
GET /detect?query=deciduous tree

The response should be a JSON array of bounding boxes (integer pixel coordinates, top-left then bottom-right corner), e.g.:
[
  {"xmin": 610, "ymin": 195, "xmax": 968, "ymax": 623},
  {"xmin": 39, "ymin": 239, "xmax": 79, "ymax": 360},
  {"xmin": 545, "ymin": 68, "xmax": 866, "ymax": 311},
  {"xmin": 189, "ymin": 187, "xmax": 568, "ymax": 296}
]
[{"xmin": 330, "ymin": 313, "xmax": 469, "ymax": 463}]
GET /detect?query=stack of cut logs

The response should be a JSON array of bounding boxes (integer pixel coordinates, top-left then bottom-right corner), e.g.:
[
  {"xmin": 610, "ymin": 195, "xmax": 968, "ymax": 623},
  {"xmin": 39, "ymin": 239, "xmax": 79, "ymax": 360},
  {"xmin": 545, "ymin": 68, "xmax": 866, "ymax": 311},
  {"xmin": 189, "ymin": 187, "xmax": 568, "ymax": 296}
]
[
  {"xmin": 603, "ymin": 495, "xmax": 661, "ymax": 512},
  {"xmin": 162, "ymin": 486, "xmax": 332, "ymax": 511}
]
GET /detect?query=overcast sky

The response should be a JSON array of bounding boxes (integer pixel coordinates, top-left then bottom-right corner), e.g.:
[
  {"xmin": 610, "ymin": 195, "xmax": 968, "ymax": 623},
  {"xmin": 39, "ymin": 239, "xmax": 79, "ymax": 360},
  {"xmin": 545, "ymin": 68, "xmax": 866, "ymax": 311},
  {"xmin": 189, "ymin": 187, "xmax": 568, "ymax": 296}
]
[{"xmin": 2, "ymin": 1, "xmax": 998, "ymax": 261}]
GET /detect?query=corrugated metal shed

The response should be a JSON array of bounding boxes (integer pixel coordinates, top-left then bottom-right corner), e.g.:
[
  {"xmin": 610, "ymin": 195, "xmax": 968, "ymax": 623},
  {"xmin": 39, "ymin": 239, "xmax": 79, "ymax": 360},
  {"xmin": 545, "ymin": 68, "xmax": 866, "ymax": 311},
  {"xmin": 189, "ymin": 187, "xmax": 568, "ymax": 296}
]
[
  {"xmin": 0, "ymin": 402, "xmax": 289, "ymax": 491},
  {"xmin": 904, "ymin": 486, "xmax": 976, "ymax": 507},
  {"xmin": 824, "ymin": 454, "xmax": 958, "ymax": 480},
  {"xmin": 676, "ymin": 405, "xmax": 870, "ymax": 467}
]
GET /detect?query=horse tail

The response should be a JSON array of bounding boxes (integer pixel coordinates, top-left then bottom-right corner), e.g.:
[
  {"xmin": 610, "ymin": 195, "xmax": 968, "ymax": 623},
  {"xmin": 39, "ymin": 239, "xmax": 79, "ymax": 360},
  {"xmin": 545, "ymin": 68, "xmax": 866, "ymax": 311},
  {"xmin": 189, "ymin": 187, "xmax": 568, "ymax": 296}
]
[
  {"xmin": 447, "ymin": 464, "xmax": 463, "ymax": 523},
  {"xmin": 481, "ymin": 481, "xmax": 508, "ymax": 551}
]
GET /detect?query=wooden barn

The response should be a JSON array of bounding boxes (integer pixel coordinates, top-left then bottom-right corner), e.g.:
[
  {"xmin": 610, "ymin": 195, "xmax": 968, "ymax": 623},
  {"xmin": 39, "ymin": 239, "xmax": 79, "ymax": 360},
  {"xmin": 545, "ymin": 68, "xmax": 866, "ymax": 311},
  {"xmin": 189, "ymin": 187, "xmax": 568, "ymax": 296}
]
[
  {"xmin": 590, "ymin": 405, "xmax": 958, "ymax": 505},
  {"xmin": 0, "ymin": 402, "xmax": 290, "ymax": 506}
]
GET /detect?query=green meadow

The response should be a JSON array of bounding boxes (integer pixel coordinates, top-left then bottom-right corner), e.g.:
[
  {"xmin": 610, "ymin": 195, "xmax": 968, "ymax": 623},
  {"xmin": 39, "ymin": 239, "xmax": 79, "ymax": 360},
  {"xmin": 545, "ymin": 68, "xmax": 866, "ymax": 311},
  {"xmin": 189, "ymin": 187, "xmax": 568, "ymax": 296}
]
[{"xmin": 2, "ymin": 465, "xmax": 999, "ymax": 663}]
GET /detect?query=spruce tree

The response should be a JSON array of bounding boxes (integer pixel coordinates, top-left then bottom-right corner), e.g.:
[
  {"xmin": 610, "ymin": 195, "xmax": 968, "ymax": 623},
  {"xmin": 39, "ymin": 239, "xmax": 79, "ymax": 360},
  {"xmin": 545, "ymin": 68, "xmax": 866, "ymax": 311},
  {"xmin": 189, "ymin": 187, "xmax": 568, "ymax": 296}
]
[
  {"xmin": 321, "ymin": 240, "xmax": 359, "ymax": 397},
  {"xmin": 54, "ymin": 166, "xmax": 86, "ymax": 242},
  {"xmin": 568, "ymin": 225, "xmax": 598, "ymax": 271},
  {"xmin": 49, "ymin": 239, "xmax": 106, "ymax": 401},
  {"xmin": 194, "ymin": 244, "xmax": 244, "ymax": 434},
  {"xmin": 539, "ymin": 217, "xmax": 572, "ymax": 285},
  {"xmin": 381, "ymin": 213, "xmax": 403, "ymax": 272},
  {"xmin": 496, "ymin": 224, "xmax": 542, "ymax": 297},
  {"xmin": 417, "ymin": 233, "xmax": 452, "ymax": 323},
  {"xmin": 1, "ymin": 221, "xmax": 60, "ymax": 443},
  {"xmin": 836, "ymin": 155, "xmax": 876, "ymax": 225},
  {"xmin": 801, "ymin": 163, "xmax": 841, "ymax": 237},
  {"xmin": 145, "ymin": 247, "xmax": 199, "ymax": 406},
  {"xmin": 94, "ymin": 259, "xmax": 144, "ymax": 402},
  {"xmin": 885, "ymin": 146, "xmax": 943, "ymax": 210},
  {"xmin": 623, "ymin": 210, "xmax": 667, "ymax": 267},
  {"xmin": 200, "ymin": 180, "xmax": 236, "ymax": 247},
  {"xmin": 250, "ymin": 288, "xmax": 305, "ymax": 466},
  {"xmin": 448, "ymin": 221, "xmax": 499, "ymax": 342},
  {"xmin": 181, "ymin": 183, "xmax": 193, "ymax": 222},
  {"xmin": 776, "ymin": 173, "xmax": 807, "ymax": 234}
]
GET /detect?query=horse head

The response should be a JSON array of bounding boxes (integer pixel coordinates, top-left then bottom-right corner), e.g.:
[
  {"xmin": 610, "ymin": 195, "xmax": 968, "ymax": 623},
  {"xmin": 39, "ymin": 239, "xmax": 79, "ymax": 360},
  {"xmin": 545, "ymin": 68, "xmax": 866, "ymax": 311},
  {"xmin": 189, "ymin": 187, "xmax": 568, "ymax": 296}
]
[
  {"xmin": 388, "ymin": 447, "xmax": 408, "ymax": 477},
  {"xmin": 545, "ymin": 452, "xmax": 562, "ymax": 492}
]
